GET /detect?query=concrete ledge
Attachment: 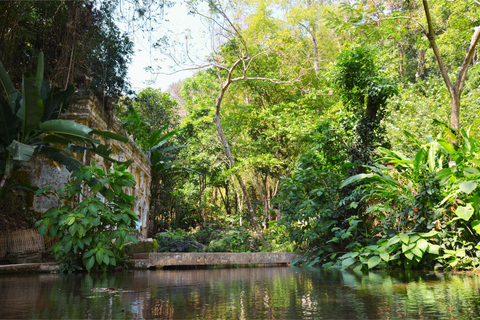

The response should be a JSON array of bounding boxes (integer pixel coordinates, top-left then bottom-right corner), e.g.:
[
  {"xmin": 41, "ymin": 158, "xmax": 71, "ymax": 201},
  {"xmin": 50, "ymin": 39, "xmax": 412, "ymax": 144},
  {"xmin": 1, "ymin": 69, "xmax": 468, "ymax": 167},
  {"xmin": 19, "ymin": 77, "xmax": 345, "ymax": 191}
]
[
  {"xmin": 143, "ymin": 252, "xmax": 302, "ymax": 269},
  {"xmin": 0, "ymin": 262, "xmax": 59, "ymax": 274}
]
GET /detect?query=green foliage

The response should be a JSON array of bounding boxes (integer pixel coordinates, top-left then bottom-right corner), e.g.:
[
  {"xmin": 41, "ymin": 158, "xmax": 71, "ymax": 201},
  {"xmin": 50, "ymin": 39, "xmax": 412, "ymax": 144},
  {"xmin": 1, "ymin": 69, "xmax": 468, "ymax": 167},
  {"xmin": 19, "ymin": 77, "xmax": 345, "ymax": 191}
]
[
  {"xmin": 337, "ymin": 231, "xmax": 441, "ymax": 271},
  {"xmin": 274, "ymin": 120, "xmax": 347, "ymax": 250},
  {"xmin": 333, "ymin": 125, "xmax": 480, "ymax": 270},
  {"xmin": 117, "ymin": 88, "xmax": 180, "ymax": 152},
  {"xmin": 36, "ymin": 163, "xmax": 139, "ymax": 272}
]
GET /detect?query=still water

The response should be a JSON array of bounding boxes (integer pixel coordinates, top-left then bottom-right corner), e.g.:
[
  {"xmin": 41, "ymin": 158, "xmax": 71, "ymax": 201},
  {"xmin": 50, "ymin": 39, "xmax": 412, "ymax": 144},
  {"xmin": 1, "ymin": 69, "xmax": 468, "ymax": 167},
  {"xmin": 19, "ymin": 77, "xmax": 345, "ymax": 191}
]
[{"xmin": 1, "ymin": 267, "xmax": 480, "ymax": 319}]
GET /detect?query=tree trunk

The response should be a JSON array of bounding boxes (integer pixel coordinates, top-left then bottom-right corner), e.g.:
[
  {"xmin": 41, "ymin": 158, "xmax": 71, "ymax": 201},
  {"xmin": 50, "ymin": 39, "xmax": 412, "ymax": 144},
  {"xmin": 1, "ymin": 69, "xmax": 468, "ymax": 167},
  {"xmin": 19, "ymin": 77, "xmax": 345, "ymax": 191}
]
[
  {"xmin": 421, "ymin": 0, "xmax": 480, "ymax": 131},
  {"xmin": 450, "ymin": 93, "xmax": 461, "ymax": 133},
  {"xmin": 416, "ymin": 49, "xmax": 425, "ymax": 79},
  {"xmin": 262, "ymin": 174, "xmax": 270, "ymax": 223}
]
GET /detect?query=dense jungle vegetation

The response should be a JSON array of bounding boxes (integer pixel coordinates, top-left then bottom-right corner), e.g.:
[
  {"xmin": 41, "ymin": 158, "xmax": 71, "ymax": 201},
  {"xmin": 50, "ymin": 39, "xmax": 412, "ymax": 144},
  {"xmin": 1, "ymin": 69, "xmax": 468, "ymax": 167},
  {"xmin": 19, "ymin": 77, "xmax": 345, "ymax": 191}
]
[{"xmin": 2, "ymin": 0, "xmax": 480, "ymax": 272}]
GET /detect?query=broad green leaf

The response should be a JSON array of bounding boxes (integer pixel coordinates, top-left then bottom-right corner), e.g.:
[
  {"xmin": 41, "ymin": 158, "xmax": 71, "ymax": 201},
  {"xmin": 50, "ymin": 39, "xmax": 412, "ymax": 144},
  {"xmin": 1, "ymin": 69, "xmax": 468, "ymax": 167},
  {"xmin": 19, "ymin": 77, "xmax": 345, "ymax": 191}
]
[
  {"xmin": 0, "ymin": 59, "xmax": 18, "ymax": 111},
  {"xmin": 85, "ymin": 256, "xmax": 95, "ymax": 271},
  {"xmin": 342, "ymin": 257, "xmax": 356, "ymax": 269},
  {"xmin": 409, "ymin": 234, "xmax": 420, "ymax": 243},
  {"xmin": 91, "ymin": 129, "xmax": 128, "ymax": 143},
  {"xmin": 6, "ymin": 140, "xmax": 36, "ymax": 161},
  {"xmin": 421, "ymin": 230, "xmax": 439, "ymax": 238},
  {"xmin": 65, "ymin": 215, "xmax": 75, "ymax": 226},
  {"xmin": 77, "ymin": 238, "xmax": 84, "ymax": 250},
  {"xmin": 367, "ymin": 256, "xmax": 381, "ymax": 269},
  {"xmin": 39, "ymin": 119, "xmax": 92, "ymax": 139},
  {"xmin": 68, "ymin": 223, "xmax": 78, "ymax": 236},
  {"xmin": 64, "ymin": 241, "xmax": 72, "ymax": 254},
  {"xmin": 18, "ymin": 73, "xmax": 44, "ymax": 139},
  {"xmin": 41, "ymin": 134, "xmax": 72, "ymax": 145},
  {"xmin": 84, "ymin": 249, "xmax": 95, "ymax": 259},
  {"xmin": 455, "ymin": 203, "xmax": 474, "ymax": 221},
  {"xmin": 380, "ymin": 251, "xmax": 390, "ymax": 262},
  {"xmin": 105, "ymin": 189, "xmax": 114, "ymax": 202},
  {"xmin": 427, "ymin": 244, "xmax": 440, "ymax": 255},
  {"xmin": 103, "ymin": 253, "xmax": 110, "ymax": 266},
  {"xmin": 411, "ymin": 246, "xmax": 424, "ymax": 258},
  {"xmin": 436, "ymin": 168, "xmax": 452, "ymax": 181},
  {"xmin": 416, "ymin": 238, "xmax": 429, "ymax": 252},
  {"xmin": 38, "ymin": 224, "xmax": 47, "ymax": 236},
  {"xmin": 437, "ymin": 139, "xmax": 456, "ymax": 155},
  {"xmin": 42, "ymin": 85, "xmax": 74, "ymax": 121},
  {"xmin": 88, "ymin": 203, "xmax": 98, "ymax": 215},
  {"xmin": 404, "ymin": 251, "xmax": 414, "ymax": 261},
  {"xmin": 40, "ymin": 146, "xmax": 83, "ymax": 173},
  {"xmin": 147, "ymin": 124, "xmax": 169, "ymax": 147},
  {"xmin": 463, "ymin": 167, "xmax": 480, "ymax": 178},
  {"xmin": 112, "ymin": 184, "xmax": 123, "ymax": 195},
  {"xmin": 35, "ymin": 52, "xmax": 44, "ymax": 93},
  {"xmin": 386, "ymin": 236, "xmax": 401, "ymax": 247},
  {"xmin": 414, "ymin": 149, "xmax": 426, "ymax": 172},
  {"xmin": 399, "ymin": 233, "xmax": 409, "ymax": 245},
  {"xmin": 459, "ymin": 181, "xmax": 477, "ymax": 194},
  {"xmin": 96, "ymin": 250, "xmax": 104, "ymax": 265},
  {"xmin": 77, "ymin": 224, "xmax": 86, "ymax": 237}
]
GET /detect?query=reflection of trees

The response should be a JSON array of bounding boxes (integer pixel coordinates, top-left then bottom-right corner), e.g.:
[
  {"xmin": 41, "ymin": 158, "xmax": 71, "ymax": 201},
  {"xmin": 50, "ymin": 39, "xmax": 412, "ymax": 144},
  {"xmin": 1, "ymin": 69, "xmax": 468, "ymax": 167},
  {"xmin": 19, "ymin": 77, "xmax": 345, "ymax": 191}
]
[{"xmin": 1, "ymin": 269, "xmax": 480, "ymax": 319}]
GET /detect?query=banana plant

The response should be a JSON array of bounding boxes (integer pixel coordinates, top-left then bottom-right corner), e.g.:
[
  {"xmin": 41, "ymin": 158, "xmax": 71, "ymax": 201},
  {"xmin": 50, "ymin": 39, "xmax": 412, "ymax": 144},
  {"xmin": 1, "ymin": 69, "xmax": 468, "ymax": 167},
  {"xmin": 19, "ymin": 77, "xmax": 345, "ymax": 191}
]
[
  {"xmin": 0, "ymin": 53, "xmax": 129, "ymax": 195},
  {"xmin": 147, "ymin": 125, "xmax": 186, "ymax": 173},
  {"xmin": 124, "ymin": 105, "xmax": 187, "ymax": 174}
]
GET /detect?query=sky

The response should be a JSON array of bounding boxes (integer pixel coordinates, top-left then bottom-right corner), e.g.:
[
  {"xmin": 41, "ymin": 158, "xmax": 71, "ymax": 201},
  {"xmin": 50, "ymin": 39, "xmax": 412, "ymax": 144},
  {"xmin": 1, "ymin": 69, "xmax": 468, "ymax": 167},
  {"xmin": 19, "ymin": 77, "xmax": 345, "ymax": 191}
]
[{"xmin": 123, "ymin": 2, "xmax": 209, "ymax": 92}]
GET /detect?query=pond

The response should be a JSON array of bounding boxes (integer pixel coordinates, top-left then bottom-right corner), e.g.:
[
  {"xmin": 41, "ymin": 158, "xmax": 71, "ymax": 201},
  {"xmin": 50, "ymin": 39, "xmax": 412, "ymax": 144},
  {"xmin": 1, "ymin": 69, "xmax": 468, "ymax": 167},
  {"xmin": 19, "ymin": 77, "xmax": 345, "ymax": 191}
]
[{"xmin": 1, "ymin": 267, "xmax": 480, "ymax": 319}]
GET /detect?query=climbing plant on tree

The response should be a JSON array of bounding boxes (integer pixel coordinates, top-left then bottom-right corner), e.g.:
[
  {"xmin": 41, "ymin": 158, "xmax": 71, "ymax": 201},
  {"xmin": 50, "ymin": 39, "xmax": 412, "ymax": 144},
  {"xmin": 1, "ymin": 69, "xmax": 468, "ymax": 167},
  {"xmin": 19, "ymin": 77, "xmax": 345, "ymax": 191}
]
[{"xmin": 334, "ymin": 47, "xmax": 397, "ymax": 222}]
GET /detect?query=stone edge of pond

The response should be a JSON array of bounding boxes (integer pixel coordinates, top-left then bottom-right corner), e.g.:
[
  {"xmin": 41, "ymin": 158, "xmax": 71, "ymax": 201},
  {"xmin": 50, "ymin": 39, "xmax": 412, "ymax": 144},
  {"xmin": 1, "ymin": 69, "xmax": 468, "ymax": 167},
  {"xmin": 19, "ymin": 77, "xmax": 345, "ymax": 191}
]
[{"xmin": 0, "ymin": 262, "xmax": 60, "ymax": 274}]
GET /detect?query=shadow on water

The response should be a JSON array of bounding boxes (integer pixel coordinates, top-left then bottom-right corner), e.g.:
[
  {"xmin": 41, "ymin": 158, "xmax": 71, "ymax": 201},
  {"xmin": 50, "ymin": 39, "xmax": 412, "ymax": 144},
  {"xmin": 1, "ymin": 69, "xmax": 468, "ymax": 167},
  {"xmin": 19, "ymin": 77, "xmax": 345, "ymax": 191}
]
[{"xmin": 1, "ymin": 267, "xmax": 480, "ymax": 319}]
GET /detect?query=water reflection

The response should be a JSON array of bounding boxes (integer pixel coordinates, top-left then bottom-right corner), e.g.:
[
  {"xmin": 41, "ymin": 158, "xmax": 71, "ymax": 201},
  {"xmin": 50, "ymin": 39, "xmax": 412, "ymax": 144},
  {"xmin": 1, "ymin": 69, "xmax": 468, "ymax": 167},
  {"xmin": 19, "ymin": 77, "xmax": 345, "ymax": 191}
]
[{"xmin": 1, "ymin": 268, "xmax": 480, "ymax": 319}]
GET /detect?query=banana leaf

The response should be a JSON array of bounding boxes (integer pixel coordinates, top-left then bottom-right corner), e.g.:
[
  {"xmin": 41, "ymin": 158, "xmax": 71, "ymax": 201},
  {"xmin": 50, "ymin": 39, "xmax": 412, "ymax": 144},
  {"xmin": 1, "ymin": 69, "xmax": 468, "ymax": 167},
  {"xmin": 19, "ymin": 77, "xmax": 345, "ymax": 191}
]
[
  {"xmin": 0, "ymin": 59, "xmax": 18, "ymax": 112},
  {"xmin": 42, "ymin": 85, "xmax": 74, "ymax": 121},
  {"xmin": 6, "ymin": 140, "xmax": 36, "ymax": 161},
  {"xmin": 41, "ymin": 146, "xmax": 84, "ymax": 173},
  {"xmin": 18, "ymin": 73, "xmax": 44, "ymax": 140},
  {"xmin": 91, "ymin": 129, "xmax": 128, "ymax": 143}
]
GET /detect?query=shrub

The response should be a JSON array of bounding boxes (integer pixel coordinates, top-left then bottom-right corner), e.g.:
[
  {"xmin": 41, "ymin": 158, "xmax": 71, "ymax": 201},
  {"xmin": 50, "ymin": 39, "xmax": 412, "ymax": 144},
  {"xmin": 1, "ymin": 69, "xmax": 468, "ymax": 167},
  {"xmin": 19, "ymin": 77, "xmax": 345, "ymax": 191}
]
[{"xmin": 36, "ymin": 163, "xmax": 139, "ymax": 272}]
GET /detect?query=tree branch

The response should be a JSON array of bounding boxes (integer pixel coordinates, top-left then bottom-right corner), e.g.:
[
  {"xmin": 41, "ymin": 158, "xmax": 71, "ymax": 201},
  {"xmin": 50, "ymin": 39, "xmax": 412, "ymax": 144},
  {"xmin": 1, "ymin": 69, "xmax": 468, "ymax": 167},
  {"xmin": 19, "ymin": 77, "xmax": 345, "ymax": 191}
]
[
  {"xmin": 422, "ymin": 0, "xmax": 454, "ymax": 96},
  {"xmin": 456, "ymin": 26, "xmax": 480, "ymax": 94}
]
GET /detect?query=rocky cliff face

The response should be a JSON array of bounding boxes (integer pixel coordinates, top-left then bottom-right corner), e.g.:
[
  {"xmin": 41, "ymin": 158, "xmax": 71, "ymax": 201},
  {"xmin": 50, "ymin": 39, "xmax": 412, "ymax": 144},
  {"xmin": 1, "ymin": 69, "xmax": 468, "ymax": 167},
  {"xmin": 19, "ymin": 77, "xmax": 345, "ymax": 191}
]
[{"xmin": 25, "ymin": 96, "xmax": 151, "ymax": 238}]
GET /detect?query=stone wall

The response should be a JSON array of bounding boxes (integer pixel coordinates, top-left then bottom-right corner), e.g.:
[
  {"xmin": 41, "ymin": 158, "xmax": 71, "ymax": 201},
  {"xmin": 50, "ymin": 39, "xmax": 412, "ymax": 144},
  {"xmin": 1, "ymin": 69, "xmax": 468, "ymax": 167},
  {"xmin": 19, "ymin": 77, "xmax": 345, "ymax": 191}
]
[{"xmin": 26, "ymin": 96, "xmax": 151, "ymax": 238}]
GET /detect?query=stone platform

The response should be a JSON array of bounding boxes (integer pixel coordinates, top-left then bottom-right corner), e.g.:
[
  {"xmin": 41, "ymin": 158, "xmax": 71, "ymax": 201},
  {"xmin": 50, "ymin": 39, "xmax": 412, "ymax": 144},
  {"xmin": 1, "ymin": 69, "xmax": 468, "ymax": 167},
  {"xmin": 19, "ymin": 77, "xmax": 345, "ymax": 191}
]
[
  {"xmin": 0, "ymin": 262, "xmax": 59, "ymax": 274},
  {"xmin": 133, "ymin": 252, "xmax": 302, "ymax": 269}
]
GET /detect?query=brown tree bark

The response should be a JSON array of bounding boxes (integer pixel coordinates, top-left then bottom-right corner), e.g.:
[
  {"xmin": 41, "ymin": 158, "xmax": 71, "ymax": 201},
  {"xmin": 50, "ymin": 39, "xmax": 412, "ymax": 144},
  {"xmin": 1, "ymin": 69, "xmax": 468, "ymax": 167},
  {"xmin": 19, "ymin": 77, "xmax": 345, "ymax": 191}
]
[{"xmin": 421, "ymin": 0, "xmax": 480, "ymax": 131}]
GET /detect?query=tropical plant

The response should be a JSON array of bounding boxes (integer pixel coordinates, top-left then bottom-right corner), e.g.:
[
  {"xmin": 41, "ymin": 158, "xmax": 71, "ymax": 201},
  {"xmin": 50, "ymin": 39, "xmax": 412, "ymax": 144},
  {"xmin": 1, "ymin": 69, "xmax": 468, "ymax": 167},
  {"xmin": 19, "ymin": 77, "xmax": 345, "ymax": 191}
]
[
  {"xmin": 36, "ymin": 163, "xmax": 139, "ymax": 272},
  {"xmin": 337, "ymin": 230, "xmax": 441, "ymax": 271},
  {"xmin": 0, "ymin": 53, "xmax": 128, "ymax": 195}
]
